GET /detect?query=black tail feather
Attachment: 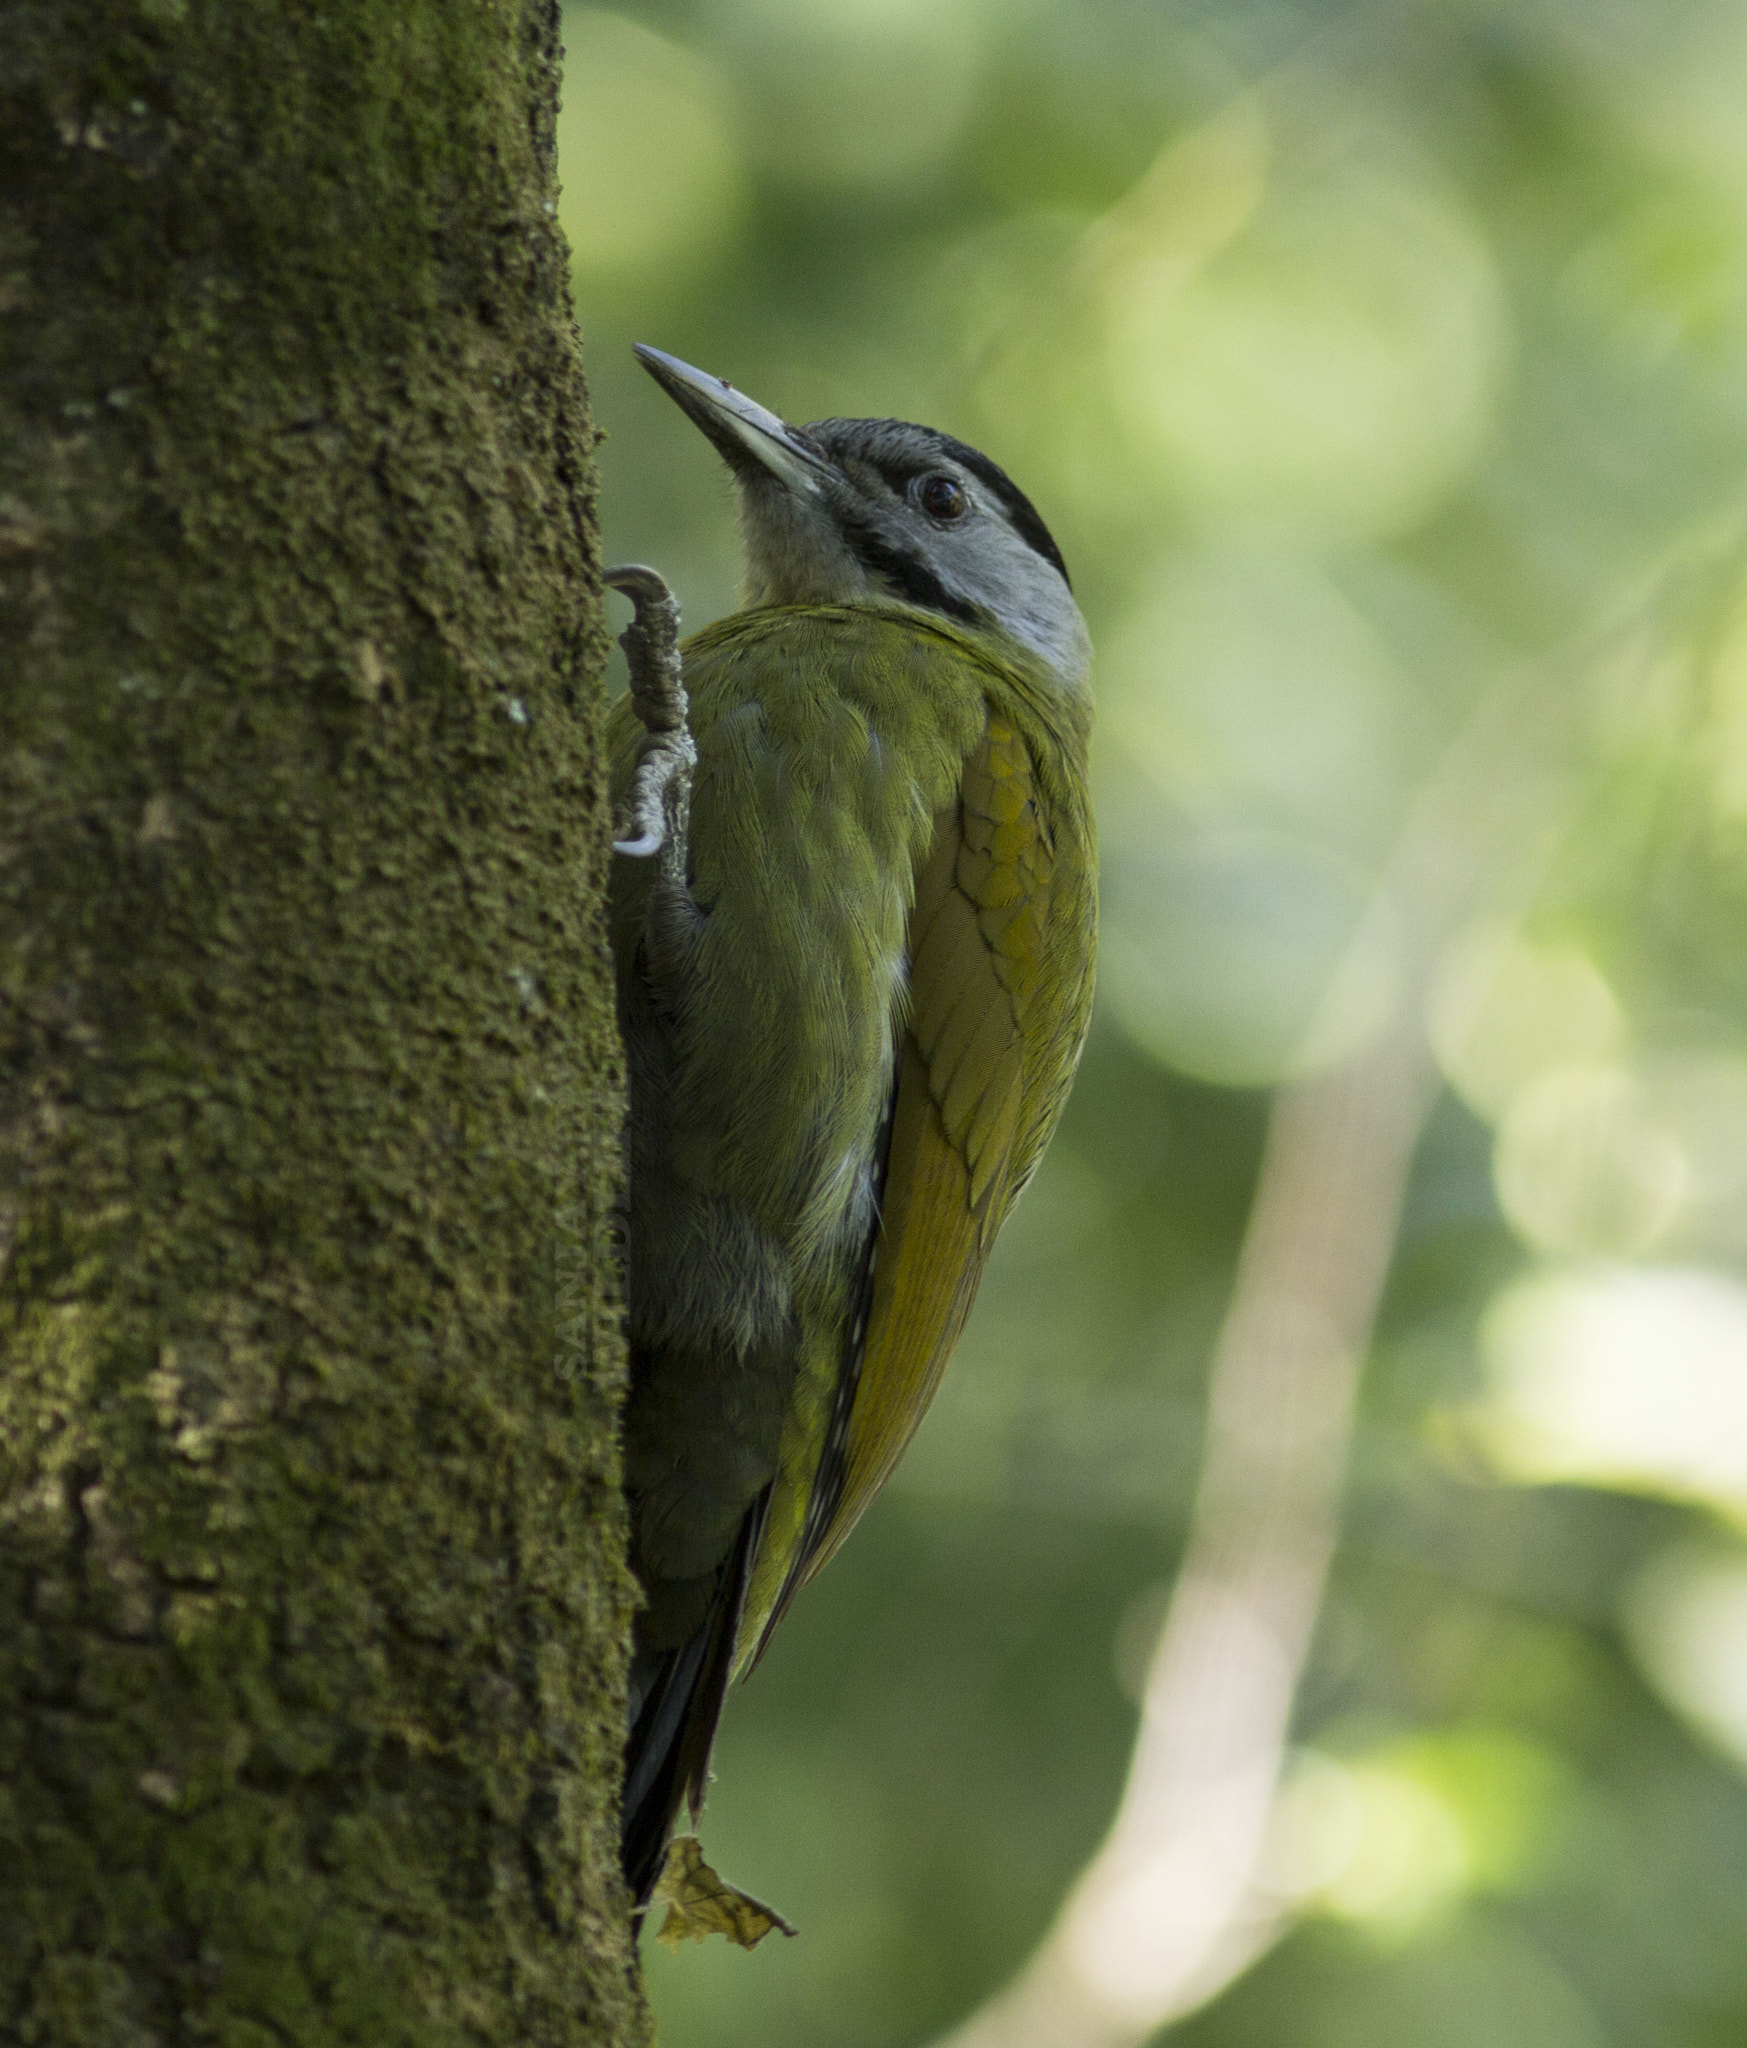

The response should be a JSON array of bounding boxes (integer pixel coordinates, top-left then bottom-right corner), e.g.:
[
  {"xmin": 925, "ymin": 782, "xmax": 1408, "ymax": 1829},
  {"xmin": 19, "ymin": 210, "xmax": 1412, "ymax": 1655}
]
[{"xmin": 621, "ymin": 1488, "xmax": 769, "ymax": 1909}]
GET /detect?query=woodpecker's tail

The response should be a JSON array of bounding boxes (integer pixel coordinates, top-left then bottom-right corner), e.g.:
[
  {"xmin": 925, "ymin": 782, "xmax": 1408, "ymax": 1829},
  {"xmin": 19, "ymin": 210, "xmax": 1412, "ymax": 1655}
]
[{"xmin": 620, "ymin": 1490, "xmax": 768, "ymax": 1908}]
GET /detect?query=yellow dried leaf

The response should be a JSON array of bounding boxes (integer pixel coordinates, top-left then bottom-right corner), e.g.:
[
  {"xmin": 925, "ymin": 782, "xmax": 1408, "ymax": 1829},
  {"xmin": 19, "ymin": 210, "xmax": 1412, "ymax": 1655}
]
[{"xmin": 651, "ymin": 1835, "xmax": 797, "ymax": 1951}]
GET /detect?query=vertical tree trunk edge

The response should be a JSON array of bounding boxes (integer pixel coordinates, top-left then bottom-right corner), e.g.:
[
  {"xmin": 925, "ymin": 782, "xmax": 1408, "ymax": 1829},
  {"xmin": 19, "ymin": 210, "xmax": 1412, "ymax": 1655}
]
[{"xmin": 1, "ymin": 4, "xmax": 645, "ymax": 2042}]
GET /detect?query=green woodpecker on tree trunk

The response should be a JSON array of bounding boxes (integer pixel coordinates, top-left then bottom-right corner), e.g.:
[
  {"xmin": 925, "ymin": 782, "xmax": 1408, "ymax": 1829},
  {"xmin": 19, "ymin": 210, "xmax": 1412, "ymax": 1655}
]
[{"xmin": 607, "ymin": 349, "xmax": 1097, "ymax": 1907}]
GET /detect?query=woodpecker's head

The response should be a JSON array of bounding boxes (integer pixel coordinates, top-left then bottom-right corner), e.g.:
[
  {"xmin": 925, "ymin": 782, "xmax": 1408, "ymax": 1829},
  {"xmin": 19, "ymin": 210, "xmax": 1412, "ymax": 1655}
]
[{"xmin": 635, "ymin": 345, "xmax": 1090, "ymax": 693}]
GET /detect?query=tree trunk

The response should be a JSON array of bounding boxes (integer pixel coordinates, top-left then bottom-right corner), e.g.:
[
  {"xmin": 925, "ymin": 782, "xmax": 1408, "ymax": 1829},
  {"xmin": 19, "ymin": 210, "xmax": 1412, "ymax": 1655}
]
[{"xmin": 0, "ymin": 6, "xmax": 644, "ymax": 2042}]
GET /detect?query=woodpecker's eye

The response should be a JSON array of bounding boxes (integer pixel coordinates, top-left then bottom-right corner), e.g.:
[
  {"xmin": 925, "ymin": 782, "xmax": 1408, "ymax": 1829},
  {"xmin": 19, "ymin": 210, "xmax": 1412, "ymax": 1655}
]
[{"xmin": 918, "ymin": 473, "xmax": 967, "ymax": 521}]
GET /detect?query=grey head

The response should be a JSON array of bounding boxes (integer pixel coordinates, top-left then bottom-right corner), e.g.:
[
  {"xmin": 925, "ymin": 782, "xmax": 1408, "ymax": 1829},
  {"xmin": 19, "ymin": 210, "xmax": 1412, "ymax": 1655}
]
[{"xmin": 634, "ymin": 345, "xmax": 1091, "ymax": 695}]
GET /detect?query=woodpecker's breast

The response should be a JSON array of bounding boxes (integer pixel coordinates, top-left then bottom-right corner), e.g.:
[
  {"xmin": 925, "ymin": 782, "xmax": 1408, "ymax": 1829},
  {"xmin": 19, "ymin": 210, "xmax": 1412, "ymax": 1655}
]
[{"xmin": 613, "ymin": 607, "xmax": 990, "ymax": 1274}]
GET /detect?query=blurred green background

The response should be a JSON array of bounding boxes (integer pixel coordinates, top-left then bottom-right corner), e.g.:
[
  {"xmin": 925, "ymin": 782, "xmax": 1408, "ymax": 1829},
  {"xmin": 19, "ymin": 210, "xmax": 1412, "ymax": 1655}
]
[{"xmin": 560, "ymin": 2, "xmax": 1747, "ymax": 2042}]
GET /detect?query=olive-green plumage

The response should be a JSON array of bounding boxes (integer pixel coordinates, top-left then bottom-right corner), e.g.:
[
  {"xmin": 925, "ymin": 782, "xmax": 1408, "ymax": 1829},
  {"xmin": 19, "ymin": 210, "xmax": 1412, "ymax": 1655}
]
[{"xmin": 610, "ymin": 350, "xmax": 1095, "ymax": 1906}]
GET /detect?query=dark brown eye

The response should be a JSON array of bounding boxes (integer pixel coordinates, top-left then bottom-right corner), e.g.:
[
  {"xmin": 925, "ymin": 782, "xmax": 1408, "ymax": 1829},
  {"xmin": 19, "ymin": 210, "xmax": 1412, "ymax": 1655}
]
[{"xmin": 918, "ymin": 473, "xmax": 967, "ymax": 521}]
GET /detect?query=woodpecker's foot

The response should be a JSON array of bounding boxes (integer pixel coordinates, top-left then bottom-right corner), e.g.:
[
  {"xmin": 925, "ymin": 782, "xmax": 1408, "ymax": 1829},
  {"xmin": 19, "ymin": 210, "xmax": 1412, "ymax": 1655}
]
[
  {"xmin": 607, "ymin": 565, "xmax": 695, "ymax": 863},
  {"xmin": 607, "ymin": 564, "xmax": 703, "ymax": 981}
]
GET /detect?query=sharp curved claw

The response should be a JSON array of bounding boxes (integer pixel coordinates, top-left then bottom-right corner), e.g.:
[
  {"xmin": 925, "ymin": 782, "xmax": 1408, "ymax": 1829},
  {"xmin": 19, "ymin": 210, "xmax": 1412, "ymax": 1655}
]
[
  {"xmin": 614, "ymin": 732, "xmax": 695, "ymax": 859},
  {"xmin": 605, "ymin": 563, "xmax": 677, "ymax": 606}
]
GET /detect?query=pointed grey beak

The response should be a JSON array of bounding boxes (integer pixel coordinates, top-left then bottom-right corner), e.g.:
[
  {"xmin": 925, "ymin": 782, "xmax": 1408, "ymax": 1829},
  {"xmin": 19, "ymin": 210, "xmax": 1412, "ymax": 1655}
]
[{"xmin": 634, "ymin": 345, "xmax": 831, "ymax": 497}]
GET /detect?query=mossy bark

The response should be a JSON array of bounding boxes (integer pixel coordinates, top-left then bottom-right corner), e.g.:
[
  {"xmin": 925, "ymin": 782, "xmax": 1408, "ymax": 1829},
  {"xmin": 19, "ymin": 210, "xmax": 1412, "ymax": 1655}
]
[{"xmin": 0, "ymin": 4, "xmax": 644, "ymax": 2042}]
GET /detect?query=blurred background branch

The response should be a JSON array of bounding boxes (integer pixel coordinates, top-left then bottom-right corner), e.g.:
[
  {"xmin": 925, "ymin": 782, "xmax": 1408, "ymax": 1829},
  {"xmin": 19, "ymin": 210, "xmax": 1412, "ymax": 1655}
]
[{"xmin": 928, "ymin": 1035, "xmax": 1438, "ymax": 2048}]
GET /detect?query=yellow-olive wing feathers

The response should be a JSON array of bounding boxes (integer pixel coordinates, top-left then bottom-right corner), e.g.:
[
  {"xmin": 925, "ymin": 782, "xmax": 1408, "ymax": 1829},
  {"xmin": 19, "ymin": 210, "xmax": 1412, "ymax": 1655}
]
[{"xmin": 772, "ymin": 708, "xmax": 1094, "ymax": 1612}]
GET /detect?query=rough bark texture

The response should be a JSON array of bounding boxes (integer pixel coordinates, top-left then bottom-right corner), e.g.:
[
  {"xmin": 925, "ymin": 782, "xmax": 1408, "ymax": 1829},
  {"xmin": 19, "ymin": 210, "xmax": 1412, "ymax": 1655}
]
[{"xmin": 0, "ymin": 4, "xmax": 644, "ymax": 2042}]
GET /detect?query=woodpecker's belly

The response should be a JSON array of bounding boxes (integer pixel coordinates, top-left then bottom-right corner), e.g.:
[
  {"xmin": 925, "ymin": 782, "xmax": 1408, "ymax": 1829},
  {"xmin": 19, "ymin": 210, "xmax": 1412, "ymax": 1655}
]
[{"xmin": 617, "ymin": 845, "xmax": 899, "ymax": 1638}]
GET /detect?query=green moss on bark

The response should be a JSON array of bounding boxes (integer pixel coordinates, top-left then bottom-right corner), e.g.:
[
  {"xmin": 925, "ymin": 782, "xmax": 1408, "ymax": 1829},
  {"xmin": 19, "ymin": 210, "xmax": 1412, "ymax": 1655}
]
[{"xmin": 0, "ymin": 3, "xmax": 644, "ymax": 2041}]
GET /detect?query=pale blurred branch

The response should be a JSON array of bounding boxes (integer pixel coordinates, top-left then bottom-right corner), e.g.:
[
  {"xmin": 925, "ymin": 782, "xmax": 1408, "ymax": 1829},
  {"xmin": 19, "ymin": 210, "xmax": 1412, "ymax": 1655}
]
[{"xmin": 925, "ymin": 1037, "xmax": 1436, "ymax": 2048}]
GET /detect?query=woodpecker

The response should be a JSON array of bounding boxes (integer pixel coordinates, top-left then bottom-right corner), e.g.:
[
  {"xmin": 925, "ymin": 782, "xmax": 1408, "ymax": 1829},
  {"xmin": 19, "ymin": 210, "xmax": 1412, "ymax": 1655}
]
[{"xmin": 608, "ymin": 346, "xmax": 1096, "ymax": 1906}]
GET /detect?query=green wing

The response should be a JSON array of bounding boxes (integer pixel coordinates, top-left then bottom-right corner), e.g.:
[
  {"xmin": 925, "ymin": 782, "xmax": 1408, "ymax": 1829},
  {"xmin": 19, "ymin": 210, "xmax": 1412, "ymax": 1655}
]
[{"xmin": 744, "ymin": 704, "xmax": 1096, "ymax": 1652}]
